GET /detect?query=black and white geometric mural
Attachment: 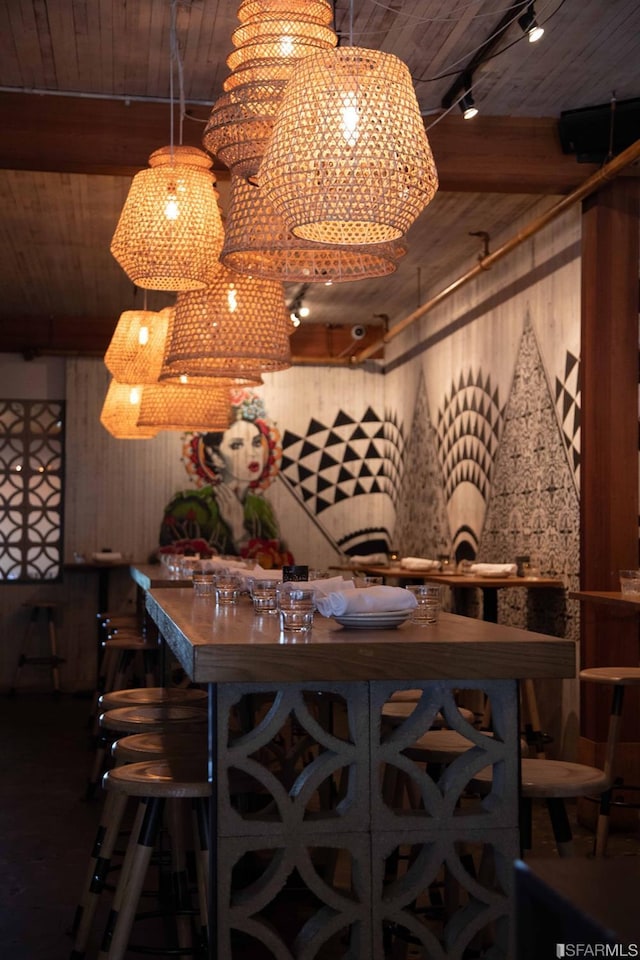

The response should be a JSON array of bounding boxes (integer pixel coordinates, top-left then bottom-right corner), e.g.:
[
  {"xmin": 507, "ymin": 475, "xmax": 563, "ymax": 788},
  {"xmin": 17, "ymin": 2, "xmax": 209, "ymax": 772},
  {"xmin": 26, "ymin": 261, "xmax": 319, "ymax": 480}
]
[
  {"xmin": 480, "ymin": 319, "xmax": 580, "ymax": 641},
  {"xmin": 280, "ymin": 407, "xmax": 406, "ymax": 556},
  {"xmin": 394, "ymin": 375, "xmax": 451, "ymax": 560},
  {"xmin": 554, "ymin": 349, "xmax": 581, "ymax": 492}
]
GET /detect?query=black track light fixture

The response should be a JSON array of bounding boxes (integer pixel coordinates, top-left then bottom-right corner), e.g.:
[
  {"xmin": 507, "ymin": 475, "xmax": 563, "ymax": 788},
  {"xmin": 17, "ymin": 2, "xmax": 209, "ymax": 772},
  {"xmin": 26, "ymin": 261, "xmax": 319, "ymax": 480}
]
[
  {"xmin": 459, "ymin": 76, "xmax": 478, "ymax": 120},
  {"xmin": 518, "ymin": 2, "xmax": 544, "ymax": 42}
]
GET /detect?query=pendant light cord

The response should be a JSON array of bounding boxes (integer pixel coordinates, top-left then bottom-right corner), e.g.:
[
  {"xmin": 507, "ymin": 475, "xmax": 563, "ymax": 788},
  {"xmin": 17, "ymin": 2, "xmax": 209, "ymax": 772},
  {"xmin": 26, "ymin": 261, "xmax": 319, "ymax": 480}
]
[{"xmin": 169, "ymin": 0, "xmax": 186, "ymax": 154}]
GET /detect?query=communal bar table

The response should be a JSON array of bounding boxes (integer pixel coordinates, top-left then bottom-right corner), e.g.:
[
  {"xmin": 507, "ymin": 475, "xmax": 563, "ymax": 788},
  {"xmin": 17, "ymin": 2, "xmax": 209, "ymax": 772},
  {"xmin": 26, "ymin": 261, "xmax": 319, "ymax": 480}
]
[{"xmin": 145, "ymin": 588, "xmax": 575, "ymax": 960}]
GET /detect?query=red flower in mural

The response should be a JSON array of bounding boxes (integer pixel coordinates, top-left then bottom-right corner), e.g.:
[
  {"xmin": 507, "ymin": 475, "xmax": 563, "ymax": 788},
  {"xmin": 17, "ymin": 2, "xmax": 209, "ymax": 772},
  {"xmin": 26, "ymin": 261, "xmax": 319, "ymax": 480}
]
[
  {"xmin": 241, "ymin": 538, "xmax": 294, "ymax": 570},
  {"xmin": 158, "ymin": 538, "xmax": 215, "ymax": 558}
]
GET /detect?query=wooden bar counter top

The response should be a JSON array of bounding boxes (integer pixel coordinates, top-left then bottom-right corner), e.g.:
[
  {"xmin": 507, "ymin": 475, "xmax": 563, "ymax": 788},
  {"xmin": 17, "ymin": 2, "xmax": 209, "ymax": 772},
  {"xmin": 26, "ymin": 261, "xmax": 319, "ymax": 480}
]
[
  {"xmin": 146, "ymin": 587, "xmax": 575, "ymax": 685},
  {"xmin": 144, "ymin": 586, "xmax": 575, "ymax": 960}
]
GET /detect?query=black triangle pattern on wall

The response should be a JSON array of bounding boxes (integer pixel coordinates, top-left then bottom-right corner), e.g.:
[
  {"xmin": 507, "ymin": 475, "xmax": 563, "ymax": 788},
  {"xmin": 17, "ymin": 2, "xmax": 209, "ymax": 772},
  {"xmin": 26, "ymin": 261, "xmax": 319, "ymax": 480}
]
[
  {"xmin": 554, "ymin": 349, "xmax": 581, "ymax": 489},
  {"xmin": 280, "ymin": 407, "xmax": 406, "ymax": 514},
  {"xmin": 434, "ymin": 370, "xmax": 506, "ymax": 504}
]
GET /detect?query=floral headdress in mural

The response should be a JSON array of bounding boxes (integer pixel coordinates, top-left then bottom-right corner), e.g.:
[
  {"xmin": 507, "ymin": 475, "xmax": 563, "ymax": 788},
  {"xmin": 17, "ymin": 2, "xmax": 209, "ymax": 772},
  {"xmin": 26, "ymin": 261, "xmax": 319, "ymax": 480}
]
[{"xmin": 183, "ymin": 387, "xmax": 282, "ymax": 492}]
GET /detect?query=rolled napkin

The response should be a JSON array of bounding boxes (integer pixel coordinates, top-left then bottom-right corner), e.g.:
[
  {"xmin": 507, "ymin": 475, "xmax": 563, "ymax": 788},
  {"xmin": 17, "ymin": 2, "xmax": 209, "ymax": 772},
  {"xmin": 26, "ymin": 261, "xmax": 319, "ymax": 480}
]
[
  {"xmin": 470, "ymin": 563, "xmax": 517, "ymax": 577},
  {"xmin": 309, "ymin": 576, "xmax": 356, "ymax": 598},
  {"xmin": 400, "ymin": 557, "xmax": 441, "ymax": 571},
  {"xmin": 348, "ymin": 552, "xmax": 388, "ymax": 566},
  {"xmin": 247, "ymin": 565, "xmax": 282, "ymax": 580},
  {"xmin": 316, "ymin": 585, "xmax": 417, "ymax": 617}
]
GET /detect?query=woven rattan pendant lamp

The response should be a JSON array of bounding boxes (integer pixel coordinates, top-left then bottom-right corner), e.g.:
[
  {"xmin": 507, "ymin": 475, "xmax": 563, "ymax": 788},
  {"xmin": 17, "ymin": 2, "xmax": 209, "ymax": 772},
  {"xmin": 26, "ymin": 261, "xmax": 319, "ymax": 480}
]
[
  {"xmin": 160, "ymin": 265, "xmax": 292, "ymax": 382},
  {"xmin": 110, "ymin": 0, "xmax": 223, "ymax": 291},
  {"xmin": 104, "ymin": 307, "xmax": 173, "ymax": 384},
  {"xmin": 137, "ymin": 382, "xmax": 232, "ymax": 432},
  {"xmin": 221, "ymin": 173, "xmax": 407, "ymax": 282},
  {"xmin": 203, "ymin": 0, "xmax": 336, "ymax": 182},
  {"xmin": 110, "ymin": 145, "xmax": 223, "ymax": 291},
  {"xmin": 100, "ymin": 381, "xmax": 159, "ymax": 439},
  {"xmin": 259, "ymin": 45, "xmax": 439, "ymax": 244}
]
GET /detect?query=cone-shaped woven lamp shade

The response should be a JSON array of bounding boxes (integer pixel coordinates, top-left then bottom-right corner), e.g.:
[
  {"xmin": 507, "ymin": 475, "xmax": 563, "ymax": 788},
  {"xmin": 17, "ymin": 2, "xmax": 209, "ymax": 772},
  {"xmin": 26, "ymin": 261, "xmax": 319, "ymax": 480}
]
[
  {"xmin": 104, "ymin": 307, "xmax": 172, "ymax": 385},
  {"xmin": 137, "ymin": 382, "xmax": 232, "ymax": 432},
  {"xmin": 221, "ymin": 174, "xmax": 407, "ymax": 282},
  {"xmin": 160, "ymin": 267, "xmax": 291, "ymax": 382},
  {"xmin": 110, "ymin": 146, "xmax": 224, "ymax": 291},
  {"xmin": 202, "ymin": 0, "xmax": 336, "ymax": 181},
  {"xmin": 100, "ymin": 381, "xmax": 159, "ymax": 439},
  {"xmin": 259, "ymin": 47, "xmax": 438, "ymax": 244}
]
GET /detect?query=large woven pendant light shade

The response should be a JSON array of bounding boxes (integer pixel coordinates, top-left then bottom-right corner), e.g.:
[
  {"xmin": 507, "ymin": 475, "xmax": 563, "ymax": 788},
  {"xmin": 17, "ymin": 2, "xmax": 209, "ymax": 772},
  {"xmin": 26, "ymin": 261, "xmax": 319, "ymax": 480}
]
[
  {"xmin": 203, "ymin": 0, "xmax": 336, "ymax": 181},
  {"xmin": 221, "ymin": 173, "xmax": 407, "ymax": 282},
  {"xmin": 259, "ymin": 47, "xmax": 439, "ymax": 244},
  {"xmin": 160, "ymin": 267, "xmax": 292, "ymax": 382},
  {"xmin": 100, "ymin": 381, "xmax": 158, "ymax": 440},
  {"xmin": 104, "ymin": 307, "xmax": 173, "ymax": 385},
  {"xmin": 110, "ymin": 146, "xmax": 224, "ymax": 291},
  {"xmin": 137, "ymin": 382, "xmax": 232, "ymax": 433}
]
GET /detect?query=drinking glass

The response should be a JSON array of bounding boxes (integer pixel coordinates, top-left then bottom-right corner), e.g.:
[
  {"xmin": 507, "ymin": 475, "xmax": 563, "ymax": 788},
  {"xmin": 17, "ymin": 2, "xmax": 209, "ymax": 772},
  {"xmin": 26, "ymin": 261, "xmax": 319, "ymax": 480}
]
[
  {"xmin": 406, "ymin": 584, "xmax": 442, "ymax": 624},
  {"xmin": 250, "ymin": 578, "xmax": 279, "ymax": 614},
  {"xmin": 619, "ymin": 570, "xmax": 640, "ymax": 596},
  {"xmin": 355, "ymin": 576, "xmax": 384, "ymax": 587},
  {"xmin": 214, "ymin": 573, "xmax": 242, "ymax": 605},
  {"xmin": 192, "ymin": 572, "xmax": 215, "ymax": 598},
  {"xmin": 277, "ymin": 585, "xmax": 316, "ymax": 632}
]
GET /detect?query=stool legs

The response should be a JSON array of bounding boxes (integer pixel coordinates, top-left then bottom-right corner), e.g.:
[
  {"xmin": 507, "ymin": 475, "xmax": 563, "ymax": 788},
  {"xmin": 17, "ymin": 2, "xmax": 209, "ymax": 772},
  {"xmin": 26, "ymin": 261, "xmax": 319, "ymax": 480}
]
[{"xmin": 594, "ymin": 683, "xmax": 625, "ymax": 857}]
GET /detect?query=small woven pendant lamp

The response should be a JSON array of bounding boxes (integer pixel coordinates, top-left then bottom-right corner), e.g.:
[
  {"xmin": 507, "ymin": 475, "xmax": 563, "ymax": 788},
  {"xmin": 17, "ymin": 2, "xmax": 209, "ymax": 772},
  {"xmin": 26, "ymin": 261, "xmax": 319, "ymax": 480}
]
[
  {"xmin": 110, "ymin": 145, "xmax": 224, "ymax": 291},
  {"xmin": 221, "ymin": 173, "xmax": 407, "ymax": 282},
  {"xmin": 137, "ymin": 382, "xmax": 232, "ymax": 433},
  {"xmin": 104, "ymin": 307, "xmax": 173, "ymax": 384},
  {"xmin": 160, "ymin": 266, "xmax": 292, "ymax": 382},
  {"xmin": 203, "ymin": 0, "xmax": 336, "ymax": 182},
  {"xmin": 100, "ymin": 381, "xmax": 159, "ymax": 439},
  {"xmin": 259, "ymin": 46, "xmax": 438, "ymax": 244}
]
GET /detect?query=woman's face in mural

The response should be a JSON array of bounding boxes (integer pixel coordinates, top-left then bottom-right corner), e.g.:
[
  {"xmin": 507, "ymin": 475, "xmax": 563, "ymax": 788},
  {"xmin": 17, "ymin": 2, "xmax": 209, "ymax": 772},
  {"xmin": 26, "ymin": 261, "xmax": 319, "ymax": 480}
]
[{"xmin": 217, "ymin": 419, "xmax": 266, "ymax": 484}]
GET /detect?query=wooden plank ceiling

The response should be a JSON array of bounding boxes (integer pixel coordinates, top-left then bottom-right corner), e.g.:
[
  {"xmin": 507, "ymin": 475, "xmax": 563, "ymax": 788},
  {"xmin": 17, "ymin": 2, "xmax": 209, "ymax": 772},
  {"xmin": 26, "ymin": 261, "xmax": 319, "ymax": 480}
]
[{"xmin": 0, "ymin": 0, "xmax": 638, "ymax": 363}]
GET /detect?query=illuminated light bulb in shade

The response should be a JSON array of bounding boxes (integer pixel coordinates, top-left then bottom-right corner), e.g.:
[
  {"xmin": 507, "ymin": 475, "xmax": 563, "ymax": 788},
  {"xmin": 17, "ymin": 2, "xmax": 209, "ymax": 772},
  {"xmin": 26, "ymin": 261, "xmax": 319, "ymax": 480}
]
[
  {"xmin": 138, "ymin": 325, "xmax": 149, "ymax": 346},
  {"xmin": 164, "ymin": 193, "xmax": 180, "ymax": 220},
  {"xmin": 280, "ymin": 35, "xmax": 294, "ymax": 56},
  {"xmin": 180, "ymin": 374, "xmax": 188, "ymax": 384},
  {"xmin": 227, "ymin": 284, "xmax": 238, "ymax": 312},
  {"xmin": 298, "ymin": 305, "xmax": 310, "ymax": 318},
  {"xmin": 341, "ymin": 94, "xmax": 359, "ymax": 146},
  {"xmin": 129, "ymin": 387, "xmax": 140, "ymax": 405}
]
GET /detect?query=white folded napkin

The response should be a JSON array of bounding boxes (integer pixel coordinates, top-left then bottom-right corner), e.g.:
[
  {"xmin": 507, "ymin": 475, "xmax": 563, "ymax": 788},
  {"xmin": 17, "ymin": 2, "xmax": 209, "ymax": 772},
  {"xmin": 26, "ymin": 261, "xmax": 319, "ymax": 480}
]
[
  {"xmin": 470, "ymin": 563, "xmax": 517, "ymax": 577},
  {"xmin": 247, "ymin": 565, "xmax": 282, "ymax": 580},
  {"xmin": 308, "ymin": 576, "xmax": 356, "ymax": 597},
  {"xmin": 400, "ymin": 557, "xmax": 441, "ymax": 570},
  {"xmin": 316, "ymin": 585, "xmax": 417, "ymax": 617},
  {"xmin": 348, "ymin": 552, "xmax": 388, "ymax": 566}
]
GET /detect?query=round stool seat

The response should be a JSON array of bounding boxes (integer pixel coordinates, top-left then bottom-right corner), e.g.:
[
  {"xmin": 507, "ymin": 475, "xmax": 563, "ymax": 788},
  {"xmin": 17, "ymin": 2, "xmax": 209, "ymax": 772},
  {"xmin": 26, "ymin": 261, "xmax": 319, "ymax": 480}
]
[
  {"xmin": 102, "ymin": 635, "xmax": 155, "ymax": 651},
  {"xmin": 389, "ymin": 689, "xmax": 423, "ymax": 702},
  {"xmin": 104, "ymin": 758, "xmax": 210, "ymax": 798},
  {"xmin": 472, "ymin": 758, "xmax": 610, "ymax": 799},
  {"xmin": 404, "ymin": 728, "xmax": 528, "ymax": 763},
  {"xmin": 113, "ymin": 731, "xmax": 207, "ymax": 764},
  {"xmin": 99, "ymin": 704, "xmax": 208, "ymax": 735},
  {"xmin": 99, "ymin": 686, "xmax": 208, "ymax": 712},
  {"xmin": 579, "ymin": 667, "xmax": 640, "ymax": 685},
  {"xmin": 382, "ymin": 700, "xmax": 475, "ymax": 725}
]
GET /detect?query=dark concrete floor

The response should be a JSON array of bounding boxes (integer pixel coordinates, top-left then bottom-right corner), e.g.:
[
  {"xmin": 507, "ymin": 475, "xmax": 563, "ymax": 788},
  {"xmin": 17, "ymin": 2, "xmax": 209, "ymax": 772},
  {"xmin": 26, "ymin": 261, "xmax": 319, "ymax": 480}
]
[{"xmin": 1, "ymin": 692, "xmax": 638, "ymax": 959}]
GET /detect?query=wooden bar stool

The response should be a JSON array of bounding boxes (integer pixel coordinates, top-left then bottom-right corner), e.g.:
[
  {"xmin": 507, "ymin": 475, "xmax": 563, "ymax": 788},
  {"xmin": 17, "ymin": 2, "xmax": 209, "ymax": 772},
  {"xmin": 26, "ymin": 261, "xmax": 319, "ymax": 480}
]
[
  {"xmin": 579, "ymin": 666, "xmax": 640, "ymax": 855},
  {"xmin": 96, "ymin": 757, "xmax": 211, "ymax": 960},
  {"xmin": 86, "ymin": 699, "xmax": 208, "ymax": 800},
  {"xmin": 70, "ymin": 731, "xmax": 207, "ymax": 960},
  {"xmin": 10, "ymin": 601, "xmax": 65, "ymax": 694}
]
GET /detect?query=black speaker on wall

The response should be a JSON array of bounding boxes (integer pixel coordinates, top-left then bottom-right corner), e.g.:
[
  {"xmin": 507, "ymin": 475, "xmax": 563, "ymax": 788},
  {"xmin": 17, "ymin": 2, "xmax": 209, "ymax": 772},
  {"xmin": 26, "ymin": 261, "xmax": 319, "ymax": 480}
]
[{"xmin": 558, "ymin": 97, "xmax": 640, "ymax": 163}]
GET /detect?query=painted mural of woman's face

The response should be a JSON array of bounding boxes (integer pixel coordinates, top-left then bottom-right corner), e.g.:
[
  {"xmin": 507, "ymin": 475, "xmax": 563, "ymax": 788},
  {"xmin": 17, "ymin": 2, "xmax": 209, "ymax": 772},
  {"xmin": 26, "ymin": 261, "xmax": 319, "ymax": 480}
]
[{"xmin": 218, "ymin": 419, "xmax": 267, "ymax": 484}]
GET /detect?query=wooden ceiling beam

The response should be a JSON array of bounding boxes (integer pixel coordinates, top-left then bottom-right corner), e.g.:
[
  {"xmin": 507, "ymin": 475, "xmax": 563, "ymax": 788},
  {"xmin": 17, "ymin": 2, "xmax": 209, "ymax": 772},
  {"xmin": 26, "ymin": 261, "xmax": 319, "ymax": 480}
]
[
  {"xmin": 0, "ymin": 91, "xmax": 601, "ymax": 193},
  {"xmin": 0, "ymin": 315, "xmax": 384, "ymax": 362}
]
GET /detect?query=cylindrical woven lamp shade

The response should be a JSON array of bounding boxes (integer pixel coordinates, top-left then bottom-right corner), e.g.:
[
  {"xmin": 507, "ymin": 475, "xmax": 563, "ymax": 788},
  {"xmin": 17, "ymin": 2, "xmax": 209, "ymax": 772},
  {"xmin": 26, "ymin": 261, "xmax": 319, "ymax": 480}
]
[
  {"xmin": 221, "ymin": 174, "xmax": 407, "ymax": 282},
  {"xmin": 110, "ymin": 146, "xmax": 224, "ymax": 291},
  {"xmin": 161, "ymin": 268, "xmax": 291, "ymax": 380},
  {"xmin": 202, "ymin": 1, "xmax": 336, "ymax": 181},
  {"xmin": 259, "ymin": 47, "xmax": 439, "ymax": 244},
  {"xmin": 237, "ymin": 1, "xmax": 334, "ymax": 25},
  {"xmin": 137, "ymin": 382, "xmax": 232, "ymax": 432},
  {"xmin": 100, "ymin": 381, "xmax": 158, "ymax": 439},
  {"xmin": 104, "ymin": 307, "xmax": 172, "ymax": 385}
]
